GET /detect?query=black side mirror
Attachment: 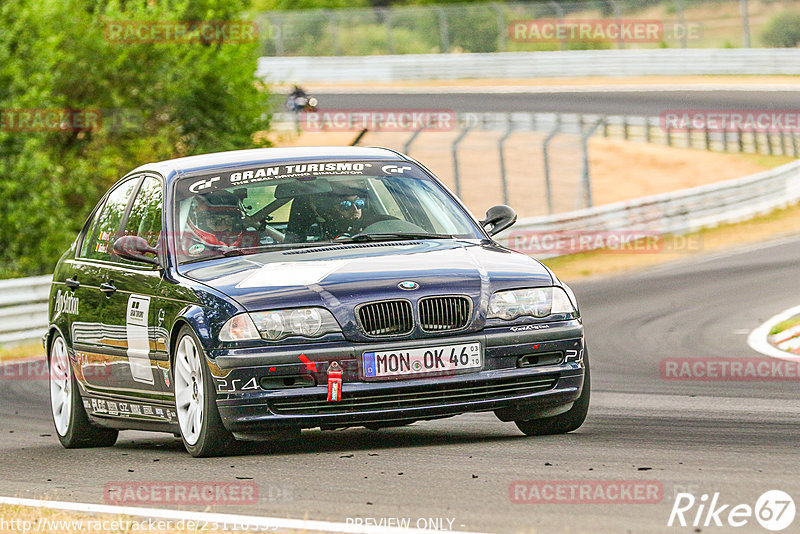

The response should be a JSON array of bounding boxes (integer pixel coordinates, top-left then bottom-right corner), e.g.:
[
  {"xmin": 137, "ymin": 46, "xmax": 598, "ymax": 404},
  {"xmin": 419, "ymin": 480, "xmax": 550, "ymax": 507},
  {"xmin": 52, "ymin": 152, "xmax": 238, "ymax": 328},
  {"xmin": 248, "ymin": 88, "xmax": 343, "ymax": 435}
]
[
  {"xmin": 480, "ymin": 205, "xmax": 517, "ymax": 236},
  {"xmin": 113, "ymin": 235, "xmax": 160, "ymax": 266}
]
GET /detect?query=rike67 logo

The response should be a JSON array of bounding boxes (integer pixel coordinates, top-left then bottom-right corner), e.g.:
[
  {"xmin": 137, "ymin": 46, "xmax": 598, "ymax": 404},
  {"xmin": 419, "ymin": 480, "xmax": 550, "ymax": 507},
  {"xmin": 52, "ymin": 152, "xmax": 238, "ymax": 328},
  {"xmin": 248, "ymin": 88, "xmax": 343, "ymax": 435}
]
[{"xmin": 669, "ymin": 490, "xmax": 795, "ymax": 531}]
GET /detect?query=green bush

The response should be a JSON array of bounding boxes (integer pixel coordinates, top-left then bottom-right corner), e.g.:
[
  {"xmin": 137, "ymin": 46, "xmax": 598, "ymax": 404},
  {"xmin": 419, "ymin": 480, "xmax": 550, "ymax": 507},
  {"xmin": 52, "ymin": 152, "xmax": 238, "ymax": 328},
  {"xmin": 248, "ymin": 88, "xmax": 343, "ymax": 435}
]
[
  {"xmin": 0, "ymin": 0, "xmax": 272, "ymax": 278},
  {"xmin": 337, "ymin": 24, "xmax": 434, "ymax": 55},
  {"xmin": 761, "ymin": 10, "xmax": 800, "ymax": 48}
]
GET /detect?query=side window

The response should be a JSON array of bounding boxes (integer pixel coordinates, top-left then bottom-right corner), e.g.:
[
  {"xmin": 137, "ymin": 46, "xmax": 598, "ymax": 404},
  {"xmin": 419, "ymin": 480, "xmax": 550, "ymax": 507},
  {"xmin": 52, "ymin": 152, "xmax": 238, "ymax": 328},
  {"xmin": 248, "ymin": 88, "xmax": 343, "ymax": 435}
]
[
  {"xmin": 79, "ymin": 178, "xmax": 139, "ymax": 262},
  {"xmin": 78, "ymin": 200, "xmax": 107, "ymax": 258},
  {"xmin": 367, "ymin": 177, "xmax": 403, "ymax": 219},
  {"xmin": 124, "ymin": 176, "xmax": 163, "ymax": 249}
]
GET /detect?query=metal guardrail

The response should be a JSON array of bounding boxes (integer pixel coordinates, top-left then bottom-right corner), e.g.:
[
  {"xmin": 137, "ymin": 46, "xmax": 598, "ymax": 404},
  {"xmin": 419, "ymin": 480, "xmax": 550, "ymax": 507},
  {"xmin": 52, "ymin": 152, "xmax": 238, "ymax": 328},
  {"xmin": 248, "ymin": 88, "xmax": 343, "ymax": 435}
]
[
  {"xmin": 275, "ymin": 111, "xmax": 800, "ymax": 158},
  {"xmin": 258, "ymin": 0, "xmax": 763, "ymax": 56},
  {"xmin": 258, "ymin": 48, "xmax": 800, "ymax": 83},
  {"xmin": 0, "ymin": 275, "xmax": 51, "ymax": 348},
  {"xmin": 495, "ymin": 159, "xmax": 800, "ymax": 255}
]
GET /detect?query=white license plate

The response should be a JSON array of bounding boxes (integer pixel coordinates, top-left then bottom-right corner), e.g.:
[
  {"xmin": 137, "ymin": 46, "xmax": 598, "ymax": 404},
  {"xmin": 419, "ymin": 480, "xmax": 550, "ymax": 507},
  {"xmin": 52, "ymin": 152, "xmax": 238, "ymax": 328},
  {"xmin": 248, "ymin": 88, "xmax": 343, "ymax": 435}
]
[{"xmin": 362, "ymin": 342, "xmax": 482, "ymax": 379}]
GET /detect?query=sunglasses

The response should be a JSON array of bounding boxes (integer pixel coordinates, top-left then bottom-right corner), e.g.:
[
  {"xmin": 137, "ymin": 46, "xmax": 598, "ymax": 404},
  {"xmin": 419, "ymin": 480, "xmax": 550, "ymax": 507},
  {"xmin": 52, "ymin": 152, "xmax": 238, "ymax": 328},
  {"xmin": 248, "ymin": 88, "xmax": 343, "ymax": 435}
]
[{"xmin": 338, "ymin": 198, "xmax": 365, "ymax": 210}]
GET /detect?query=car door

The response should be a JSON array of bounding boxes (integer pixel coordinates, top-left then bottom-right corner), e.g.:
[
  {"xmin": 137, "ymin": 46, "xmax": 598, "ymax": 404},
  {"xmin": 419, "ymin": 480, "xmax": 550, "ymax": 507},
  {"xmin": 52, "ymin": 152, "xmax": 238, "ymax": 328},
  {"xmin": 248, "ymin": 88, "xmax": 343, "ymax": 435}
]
[
  {"xmin": 68, "ymin": 176, "xmax": 141, "ymax": 397},
  {"xmin": 99, "ymin": 174, "xmax": 171, "ymax": 405},
  {"xmin": 109, "ymin": 174, "xmax": 171, "ymax": 406},
  {"xmin": 69, "ymin": 174, "xmax": 170, "ymax": 406}
]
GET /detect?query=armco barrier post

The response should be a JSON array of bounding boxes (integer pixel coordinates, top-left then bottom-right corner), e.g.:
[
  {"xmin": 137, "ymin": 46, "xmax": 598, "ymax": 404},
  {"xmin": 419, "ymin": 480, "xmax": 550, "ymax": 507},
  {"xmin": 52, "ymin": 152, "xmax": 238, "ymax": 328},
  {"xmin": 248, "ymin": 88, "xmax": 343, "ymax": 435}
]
[
  {"xmin": 436, "ymin": 7, "xmax": 449, "ymax": 53},
  {"xmin": 493, "ymin": 3, "xmax": 506, "ymax": 52},
  {"xmin": 581, "ymin": 119, "xmax": 603, "ymax": 209},
  {"xmin": 452, "ymin": 126, "xmax": 471, "ymax": 197},
  {"xmin": 498, "ymin": 114, "xmax": 514, "ymax": 206},
  {"xmin": 676, "ymin": 0, "xmax": 688, "ymax": 48},
  {"xmin": 740, "ymin": 0, "xmax": 751, "ymax": 48},
  {"xmin": 403, "ymin": 127, "xmax": 424, "ymax": 155},
  {"xmin": 541, "ymin": 115, "xmax": 561, "ymax": 215}
]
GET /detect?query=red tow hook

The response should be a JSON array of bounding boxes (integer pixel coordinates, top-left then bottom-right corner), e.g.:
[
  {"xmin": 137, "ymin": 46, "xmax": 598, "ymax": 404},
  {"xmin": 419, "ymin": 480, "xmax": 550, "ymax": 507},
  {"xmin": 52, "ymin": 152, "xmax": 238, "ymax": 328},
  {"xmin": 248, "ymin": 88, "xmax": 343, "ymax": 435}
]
[{"xmin": 327, "ymin": 361, "xmax": 343, "ymax": 402}]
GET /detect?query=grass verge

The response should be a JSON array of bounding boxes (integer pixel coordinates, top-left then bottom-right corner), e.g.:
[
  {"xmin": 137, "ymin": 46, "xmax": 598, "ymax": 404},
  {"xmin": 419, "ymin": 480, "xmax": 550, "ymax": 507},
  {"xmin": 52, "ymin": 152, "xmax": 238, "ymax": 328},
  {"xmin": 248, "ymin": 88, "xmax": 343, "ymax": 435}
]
[
  {"xmin": 543, "ymin": 201, "xmax": 800, "ymax": 282},
  {"xmin": 0, "ymin": 344, "xmax": 44, "ymax": 363}
]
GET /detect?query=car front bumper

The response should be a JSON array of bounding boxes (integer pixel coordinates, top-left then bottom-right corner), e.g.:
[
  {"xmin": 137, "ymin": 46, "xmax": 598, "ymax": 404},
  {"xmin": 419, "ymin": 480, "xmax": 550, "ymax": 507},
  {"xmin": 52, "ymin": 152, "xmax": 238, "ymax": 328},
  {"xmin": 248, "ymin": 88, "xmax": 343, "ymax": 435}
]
[{"xmin": 210, "ymin": 321, "xmax": 585, "ymax": 433}]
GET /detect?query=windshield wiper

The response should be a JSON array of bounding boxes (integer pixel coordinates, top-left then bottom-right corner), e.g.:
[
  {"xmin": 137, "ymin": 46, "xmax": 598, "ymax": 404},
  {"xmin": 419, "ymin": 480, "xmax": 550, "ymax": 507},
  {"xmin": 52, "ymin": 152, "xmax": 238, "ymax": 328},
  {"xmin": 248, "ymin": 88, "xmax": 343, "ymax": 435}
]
[
  {"xmin": 181, "ymin": 242, "xmax": 335, "ymax": 263},
  {"xmin": 335, "ymin": 232, "xmax": 454, "ymax": 243},
  {"xmin": 224, "ymin": 242, "xmax": 339, "ymax": 255}
]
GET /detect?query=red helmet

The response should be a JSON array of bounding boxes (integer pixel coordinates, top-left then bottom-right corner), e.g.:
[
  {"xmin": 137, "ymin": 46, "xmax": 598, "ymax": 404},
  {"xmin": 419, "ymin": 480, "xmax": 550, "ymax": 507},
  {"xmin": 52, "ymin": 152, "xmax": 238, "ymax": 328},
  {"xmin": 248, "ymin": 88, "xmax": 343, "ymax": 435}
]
[{"xmin": 188, "ymin": 191, "xmax": 243, "ymax": 247}]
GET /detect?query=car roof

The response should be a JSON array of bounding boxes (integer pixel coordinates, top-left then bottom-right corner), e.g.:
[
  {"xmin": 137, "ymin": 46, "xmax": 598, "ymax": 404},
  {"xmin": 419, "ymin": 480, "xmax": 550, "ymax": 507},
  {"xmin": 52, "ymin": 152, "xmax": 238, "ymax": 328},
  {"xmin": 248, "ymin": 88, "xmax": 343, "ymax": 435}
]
[{"xmin": 128, "ymin": 146, "xmax": 408, "ymax": 181}]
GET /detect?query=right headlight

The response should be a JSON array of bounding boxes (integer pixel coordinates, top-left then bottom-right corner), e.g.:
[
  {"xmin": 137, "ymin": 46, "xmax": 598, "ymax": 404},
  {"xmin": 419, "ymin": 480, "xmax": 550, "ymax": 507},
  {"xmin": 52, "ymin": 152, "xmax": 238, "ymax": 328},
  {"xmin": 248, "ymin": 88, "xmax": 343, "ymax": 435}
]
[
  {"xmin": 487, "ymin": 287, "xmax": 576, "ymax": 321},
  {"xmin": 220, "ymin": 308, "xmax": 341, "ymax": 342}
]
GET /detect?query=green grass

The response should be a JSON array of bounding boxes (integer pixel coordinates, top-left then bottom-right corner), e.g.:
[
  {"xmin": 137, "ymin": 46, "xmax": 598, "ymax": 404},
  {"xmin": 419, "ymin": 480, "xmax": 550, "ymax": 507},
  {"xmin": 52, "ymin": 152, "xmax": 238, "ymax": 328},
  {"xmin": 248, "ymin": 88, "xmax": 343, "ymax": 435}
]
[
  {"xmin": 769, "ymin": 316, "xmax": 800, "ymax": 336},
  {"xmin": 0, "ymin": 343, "xmax": 44, "ymax": 362}
]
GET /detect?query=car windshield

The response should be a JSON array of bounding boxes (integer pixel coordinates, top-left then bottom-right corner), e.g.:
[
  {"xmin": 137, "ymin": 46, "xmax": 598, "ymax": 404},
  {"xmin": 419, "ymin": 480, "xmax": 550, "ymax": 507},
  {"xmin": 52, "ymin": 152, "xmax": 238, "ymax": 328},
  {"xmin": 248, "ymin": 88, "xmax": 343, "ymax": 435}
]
[{"xmin": 173, "ymin": 160, "xmax": 483, "ymax": 264}]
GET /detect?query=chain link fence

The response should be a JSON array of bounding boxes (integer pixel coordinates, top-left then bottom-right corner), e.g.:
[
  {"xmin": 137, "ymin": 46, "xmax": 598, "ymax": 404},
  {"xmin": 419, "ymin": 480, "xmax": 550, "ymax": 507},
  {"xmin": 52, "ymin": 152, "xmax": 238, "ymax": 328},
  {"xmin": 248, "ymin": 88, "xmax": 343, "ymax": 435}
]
[
  {"xmin": 257, "ymin": 0, "xmax": 782, "ymax": 56},
  {"xmin": 274, "ymin": 109, "xmax": 800, "ymax": 218}
]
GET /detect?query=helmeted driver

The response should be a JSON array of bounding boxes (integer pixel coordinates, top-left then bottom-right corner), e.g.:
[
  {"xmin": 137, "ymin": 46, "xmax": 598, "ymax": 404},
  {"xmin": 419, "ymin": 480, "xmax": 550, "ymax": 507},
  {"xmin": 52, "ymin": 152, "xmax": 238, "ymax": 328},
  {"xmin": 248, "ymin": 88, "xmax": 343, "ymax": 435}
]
[{"xmin": 184, "ymin": 191, "xmax": 246, "ymax": 254}]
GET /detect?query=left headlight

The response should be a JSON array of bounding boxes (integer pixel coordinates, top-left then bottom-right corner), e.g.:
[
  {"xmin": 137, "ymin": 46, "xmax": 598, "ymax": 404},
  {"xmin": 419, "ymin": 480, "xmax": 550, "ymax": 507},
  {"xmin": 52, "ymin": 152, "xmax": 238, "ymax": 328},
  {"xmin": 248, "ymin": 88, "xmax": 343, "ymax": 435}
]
[
  {"xmin": 220, "ymin": 308, "xmax": 342, "ymax": 342},
  {"xmin": 487, "ymin": 287, "xmax": 576, "ymax": 320}
]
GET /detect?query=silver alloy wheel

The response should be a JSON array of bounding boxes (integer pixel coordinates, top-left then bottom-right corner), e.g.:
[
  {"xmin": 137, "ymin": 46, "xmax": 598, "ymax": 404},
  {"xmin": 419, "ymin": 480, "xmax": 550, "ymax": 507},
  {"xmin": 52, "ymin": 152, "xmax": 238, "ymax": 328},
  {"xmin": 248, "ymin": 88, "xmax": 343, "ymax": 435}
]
[
  {"xmin": 175, "ymin": 334, "xmax": 204, "ymax": 446},
  {"xmin": 49, "ymin": 336, "xmax": 72, "ymax": 436}
]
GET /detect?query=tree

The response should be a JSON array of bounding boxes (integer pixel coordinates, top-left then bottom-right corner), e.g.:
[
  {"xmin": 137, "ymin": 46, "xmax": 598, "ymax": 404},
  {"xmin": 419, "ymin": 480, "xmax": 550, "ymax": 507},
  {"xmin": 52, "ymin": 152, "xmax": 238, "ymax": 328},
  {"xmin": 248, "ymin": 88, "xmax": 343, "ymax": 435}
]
[
  {"xmin": 0, "ymin": 0, "xmax": 272, "ymax": 277},
  {"xmin": 761, "ymin": 10, "xmax": 800, "ymax": 48}
]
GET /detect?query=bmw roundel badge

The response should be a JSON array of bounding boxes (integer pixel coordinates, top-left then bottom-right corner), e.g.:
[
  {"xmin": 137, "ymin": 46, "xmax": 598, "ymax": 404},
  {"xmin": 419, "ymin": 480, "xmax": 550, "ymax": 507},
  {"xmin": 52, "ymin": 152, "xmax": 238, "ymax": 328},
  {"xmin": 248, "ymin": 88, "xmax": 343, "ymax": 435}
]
[{"xmin": 398, "ymin": 281, "xmax": 419, "ymax": 290}]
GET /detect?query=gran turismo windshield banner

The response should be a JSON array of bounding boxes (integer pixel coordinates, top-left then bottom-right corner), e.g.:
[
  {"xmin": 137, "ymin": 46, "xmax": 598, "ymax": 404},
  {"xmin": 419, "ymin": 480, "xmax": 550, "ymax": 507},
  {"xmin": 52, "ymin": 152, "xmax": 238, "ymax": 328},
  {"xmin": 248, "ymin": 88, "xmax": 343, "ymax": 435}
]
[{"xmin": 177, "ymin": 161, "xmax": 423, "ymax": 196}]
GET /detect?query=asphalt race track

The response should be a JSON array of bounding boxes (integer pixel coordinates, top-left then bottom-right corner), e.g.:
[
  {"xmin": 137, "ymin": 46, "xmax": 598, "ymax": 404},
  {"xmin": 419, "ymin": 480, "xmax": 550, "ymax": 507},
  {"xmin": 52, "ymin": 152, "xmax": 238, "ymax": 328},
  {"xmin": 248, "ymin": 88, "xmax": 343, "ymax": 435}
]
[
  {"xmin": 312, "ymin": 90, "xmax": 800, "ymax": 116},
  {"xmin": 2, "ymin": 234, "xmax": 799, "ymax": 533}
]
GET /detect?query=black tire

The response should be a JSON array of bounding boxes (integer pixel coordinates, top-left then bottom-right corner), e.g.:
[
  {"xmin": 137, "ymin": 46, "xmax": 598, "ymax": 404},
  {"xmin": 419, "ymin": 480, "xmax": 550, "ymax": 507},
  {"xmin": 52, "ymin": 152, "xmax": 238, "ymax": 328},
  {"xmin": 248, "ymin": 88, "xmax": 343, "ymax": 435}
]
[
  {"xmin": 173, "ymin": 326, "xmax": 236, "ymax": 457},
  {"xmin": 49, "ymin": 334, "xmax": 118, "ymax": 448},
  {"xmin": 514, "ymin": 354, "xmax": 591, "ymax": 436}
]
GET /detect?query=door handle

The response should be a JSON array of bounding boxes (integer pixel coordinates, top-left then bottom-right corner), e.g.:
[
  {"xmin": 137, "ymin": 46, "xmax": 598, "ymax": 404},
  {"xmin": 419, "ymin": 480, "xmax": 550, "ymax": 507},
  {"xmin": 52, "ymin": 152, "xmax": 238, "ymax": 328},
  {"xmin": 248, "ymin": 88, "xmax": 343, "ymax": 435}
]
[
  {"xmin": 100, "ymin": 281, "xmax": 117, "ymax": 296},
  {"xmin": 65, "ymin": 277, "xmax": 80, "ymax": 290}
]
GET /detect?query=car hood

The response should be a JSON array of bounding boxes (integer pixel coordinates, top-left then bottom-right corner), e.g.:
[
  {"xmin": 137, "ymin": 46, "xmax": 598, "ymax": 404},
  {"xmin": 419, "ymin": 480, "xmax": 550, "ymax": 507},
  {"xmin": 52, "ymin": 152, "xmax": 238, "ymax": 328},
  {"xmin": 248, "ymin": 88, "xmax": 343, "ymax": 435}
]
[{"xmin": 181, "ymin": 240, "xmax": 553, "ymax": 341}]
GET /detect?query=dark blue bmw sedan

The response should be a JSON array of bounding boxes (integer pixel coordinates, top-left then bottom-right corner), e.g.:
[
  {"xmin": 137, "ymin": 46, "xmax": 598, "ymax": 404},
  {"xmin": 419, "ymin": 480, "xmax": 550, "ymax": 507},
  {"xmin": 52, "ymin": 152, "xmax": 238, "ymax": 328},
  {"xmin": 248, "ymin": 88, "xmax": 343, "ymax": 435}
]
[{"xmin": 45, "ymin": 146, "xmax": 588, "ymax": 457}]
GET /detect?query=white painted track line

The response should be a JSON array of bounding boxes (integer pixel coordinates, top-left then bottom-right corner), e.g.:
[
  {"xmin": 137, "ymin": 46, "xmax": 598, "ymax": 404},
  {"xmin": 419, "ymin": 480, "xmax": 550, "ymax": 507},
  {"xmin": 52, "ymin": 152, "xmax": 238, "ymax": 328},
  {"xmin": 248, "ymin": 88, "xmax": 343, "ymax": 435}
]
[
  {"xmin": 0, "ymin": 496, "xmax": 487, "ymax": 534},
  {"xmin": 748, "ymin": 304, "xmax": 800, "ymax": 363}
]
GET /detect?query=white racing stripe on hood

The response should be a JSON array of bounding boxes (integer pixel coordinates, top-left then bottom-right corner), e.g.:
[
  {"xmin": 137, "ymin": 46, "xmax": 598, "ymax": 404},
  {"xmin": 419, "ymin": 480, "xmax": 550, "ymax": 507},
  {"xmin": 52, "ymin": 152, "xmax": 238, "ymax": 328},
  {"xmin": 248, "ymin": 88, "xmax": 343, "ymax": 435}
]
[{"xmin": 236, "ymin": 260, "xmax": 349, "ymax": 288}]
